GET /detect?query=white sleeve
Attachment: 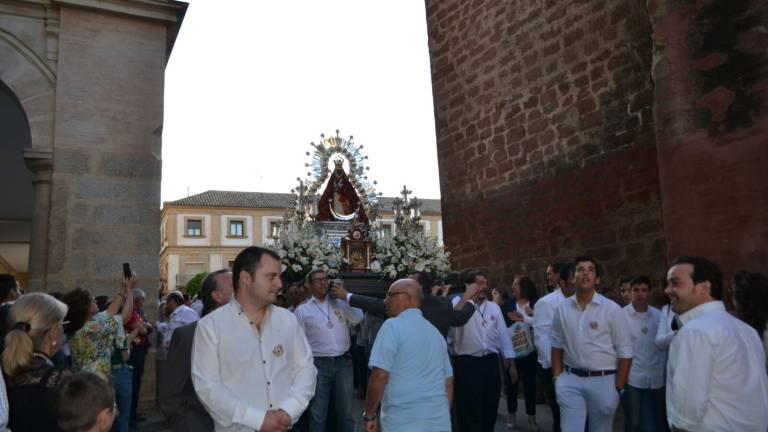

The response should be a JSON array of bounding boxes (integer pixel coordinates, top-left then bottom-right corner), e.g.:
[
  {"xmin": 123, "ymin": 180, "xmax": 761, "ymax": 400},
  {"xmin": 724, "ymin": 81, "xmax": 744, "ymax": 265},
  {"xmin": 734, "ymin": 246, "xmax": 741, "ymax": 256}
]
[
  {"xmin": 655, "ymin": 307, "xmax": 676, "ymax": 351},
  {"xmin": 534, "ymin": 300, "xmax": 554, "ymax": 367},
  {"xmin": 276, "ymin": 320, "xmax": 317, "ymax": 422},
  {"xmin": 495, "ymin": 306, "xmax": 516, "ymax": 359},
  {"xmin": 337, "ymin": 299, "xmax": 364, "ymax": 325},
  {"xmin": 550, "ymin": 305, "xmax": 565, "ymax": 350},
  {"xmin": 191, "ymin": 321, "xmax": 266, "ymax": 430},
  {"xmin": 667, "ymin": 329, "xmax": 713, "ymax": 431},
  {"xmin": 611, "ymin": 307, "xmax": 634, "ymax": 359}
]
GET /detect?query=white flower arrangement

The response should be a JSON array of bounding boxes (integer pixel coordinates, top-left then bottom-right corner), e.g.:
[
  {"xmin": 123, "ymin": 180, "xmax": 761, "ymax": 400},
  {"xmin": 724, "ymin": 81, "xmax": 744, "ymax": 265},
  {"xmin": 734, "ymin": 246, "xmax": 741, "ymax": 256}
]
[
  {"xmin": 370, "ymin": 228, "xmax": 451, "ymax": 280},
  {"xmin": 267, "ymin": 221, "xmax": 343, "ymax": 281}
]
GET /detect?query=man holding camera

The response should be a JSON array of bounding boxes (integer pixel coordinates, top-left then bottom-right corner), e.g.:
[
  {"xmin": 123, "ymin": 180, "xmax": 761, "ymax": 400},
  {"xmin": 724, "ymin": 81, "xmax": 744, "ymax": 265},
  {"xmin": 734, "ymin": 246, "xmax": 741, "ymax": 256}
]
[{"xmin": 294, "ymin": 269, "xmax": 363, "ymax": 432}]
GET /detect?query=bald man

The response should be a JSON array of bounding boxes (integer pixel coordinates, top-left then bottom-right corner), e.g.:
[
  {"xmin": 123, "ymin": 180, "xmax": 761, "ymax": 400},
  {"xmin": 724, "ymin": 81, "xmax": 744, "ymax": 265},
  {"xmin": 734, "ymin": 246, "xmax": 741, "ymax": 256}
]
[{"xmin": 363, "ymin": 279, "xmax": 453, "ymax": 432}]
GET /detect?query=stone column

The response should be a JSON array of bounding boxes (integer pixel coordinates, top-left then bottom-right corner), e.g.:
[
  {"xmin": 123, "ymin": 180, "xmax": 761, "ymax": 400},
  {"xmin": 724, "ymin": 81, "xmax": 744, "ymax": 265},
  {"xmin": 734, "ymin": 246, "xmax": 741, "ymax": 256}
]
[{"xmin": 24, "ymin": 149, "xmax": 53, "ymax": 292}]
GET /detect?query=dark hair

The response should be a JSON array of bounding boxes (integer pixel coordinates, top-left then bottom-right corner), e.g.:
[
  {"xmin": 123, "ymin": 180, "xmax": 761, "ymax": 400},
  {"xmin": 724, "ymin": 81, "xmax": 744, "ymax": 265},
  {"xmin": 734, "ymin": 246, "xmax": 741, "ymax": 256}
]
[
  {"xmin": 732, "ymin": 271, "xmax": 768, "ymax": 337},
  {"xmin": 62, "ymin": 289, "xmax": 93, "ymax": 336},
  {"xmin": 630, "ymin": 276, "xmax": 651, "ymax": 289},
  {"xmin": 232, "ymin": 247, "xmax": 281, "ymax": 292},
  {"xmin": 617, "ymin": 276, "xmax": 633, "ymax": 287},
  {"xmin": 166, "ymin": 291, "xmax": 184, "ymax": 306},
  {"xmin": 94, "ymin": 295, "xmax": 110, "ymax": 312},
  {"xmin": 516, "ymin": 276, "xmax": 540, "ymax": 303},
  {"xmin": 305, "ymin": 269, "xmax": 327, "ymax": 284},
  {"xmin": 670, "ymin": 256, "xmax": 723, "ymax": 300},
  {"xmin": 55, "ymin": 372, "xmax": 115, "ymax": 432},
  {"xmin": 574, "ymin": 256, "xmax": 602, "ymax": 277},
  {"xmin": 182, "ymin": 293, "xmax": 190, "ymax": 303},
  {"xmin": 463, "ymin": 269, "xmax": 487, "ymax": 285},
  {"xmin": 409, "ymin": 271, "xmax": 434, "ymax": 295},
  {"xmin": 0, "ymin": 274, "xmax": 18, "ymax": 302},
  {"xmin": 201, "ymin": 269, "xmax": 230, "ymax": 317},
  {"xmin": 558, "ymin": 263, "xmax": 574, "ymax": 281}
]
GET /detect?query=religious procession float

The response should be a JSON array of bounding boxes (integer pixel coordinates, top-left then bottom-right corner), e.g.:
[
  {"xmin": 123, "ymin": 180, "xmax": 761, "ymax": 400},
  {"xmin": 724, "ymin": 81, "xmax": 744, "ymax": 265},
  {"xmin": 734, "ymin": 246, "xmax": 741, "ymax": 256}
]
[{"xmin": 267, "ymin": 131, "xmax": 450, "ymax": 295}]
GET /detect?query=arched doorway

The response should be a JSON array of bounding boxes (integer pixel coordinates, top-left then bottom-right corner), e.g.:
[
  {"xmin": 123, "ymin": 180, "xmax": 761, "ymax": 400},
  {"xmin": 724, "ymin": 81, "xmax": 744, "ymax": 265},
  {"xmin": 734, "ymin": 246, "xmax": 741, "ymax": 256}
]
[{"xmin": 0, "ymin": 79, "xmax": 33, "ymax": 288}]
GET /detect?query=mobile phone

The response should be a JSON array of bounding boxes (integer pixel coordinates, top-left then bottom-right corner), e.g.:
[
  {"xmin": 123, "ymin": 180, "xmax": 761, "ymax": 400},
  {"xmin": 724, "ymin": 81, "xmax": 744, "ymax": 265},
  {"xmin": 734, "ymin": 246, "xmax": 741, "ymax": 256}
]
[{"xmin": 123, "ymin": 262, "xmax": 132, "ymax": 279}]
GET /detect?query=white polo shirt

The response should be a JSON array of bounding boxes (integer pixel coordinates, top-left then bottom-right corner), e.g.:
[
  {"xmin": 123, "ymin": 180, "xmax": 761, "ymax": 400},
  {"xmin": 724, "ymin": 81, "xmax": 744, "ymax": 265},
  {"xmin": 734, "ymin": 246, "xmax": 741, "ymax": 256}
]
[
  {"xmin": 551, "ymin": 292, "xmax": 633, "ymax": 371},
  {"xmin": 294, "ymin": 295, "xmax": 363, "ymax": 357},
  {"xmin": 533, "ymin": 288, "xmax": 567, "ymax": 368},
  {"xmin": 667, "ymin": 301, "xmax": 768, "ymax": 432},
  {"xmin": 449, "ymin": 298, "xmax": 515, "ymax": 359},
  {"xmin": 623, "ymin": 304, "xmax": 664, "ymax": 389}
]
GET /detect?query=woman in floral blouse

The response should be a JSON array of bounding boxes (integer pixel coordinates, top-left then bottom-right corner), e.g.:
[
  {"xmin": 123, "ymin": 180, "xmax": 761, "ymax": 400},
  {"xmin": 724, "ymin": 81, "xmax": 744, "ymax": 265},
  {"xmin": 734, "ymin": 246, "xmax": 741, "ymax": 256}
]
[
  {"xmin": 63, "ymin": 276, "xmax": 135, "ymax": 376},
  {"xmin": 3, "ymin": 292, "xmax": 70, "ymax": 431}
]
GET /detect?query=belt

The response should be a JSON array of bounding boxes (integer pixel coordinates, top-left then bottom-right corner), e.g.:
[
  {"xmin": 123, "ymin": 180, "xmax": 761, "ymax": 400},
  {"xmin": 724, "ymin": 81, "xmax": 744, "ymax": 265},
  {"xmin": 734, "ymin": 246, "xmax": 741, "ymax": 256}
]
[{"xmin": 565, "ymin": 365, "xmax": 616, "ymax": 377}]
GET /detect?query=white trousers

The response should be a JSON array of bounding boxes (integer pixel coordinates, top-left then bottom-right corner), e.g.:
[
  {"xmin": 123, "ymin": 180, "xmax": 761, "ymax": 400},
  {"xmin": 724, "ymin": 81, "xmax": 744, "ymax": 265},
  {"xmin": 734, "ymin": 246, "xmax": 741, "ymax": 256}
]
[{"xmin": 555, "ymin": 371, "xmax": 620, "ymax": 432}]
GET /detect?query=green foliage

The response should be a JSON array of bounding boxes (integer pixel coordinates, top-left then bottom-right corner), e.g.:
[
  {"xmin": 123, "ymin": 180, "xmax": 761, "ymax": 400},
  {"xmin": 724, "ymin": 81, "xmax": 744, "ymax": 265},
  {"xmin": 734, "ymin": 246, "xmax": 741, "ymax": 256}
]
[{"xmin": 185, "ymin": 271, "xmax": 208, "ymax": 298}]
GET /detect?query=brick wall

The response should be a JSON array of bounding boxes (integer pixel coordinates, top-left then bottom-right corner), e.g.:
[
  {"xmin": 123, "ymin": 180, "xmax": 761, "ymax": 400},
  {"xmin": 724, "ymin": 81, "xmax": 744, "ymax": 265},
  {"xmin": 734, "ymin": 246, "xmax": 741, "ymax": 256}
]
[{"xmin": 426, "ymin": 0, "xmax": 668, "ymax": 287}]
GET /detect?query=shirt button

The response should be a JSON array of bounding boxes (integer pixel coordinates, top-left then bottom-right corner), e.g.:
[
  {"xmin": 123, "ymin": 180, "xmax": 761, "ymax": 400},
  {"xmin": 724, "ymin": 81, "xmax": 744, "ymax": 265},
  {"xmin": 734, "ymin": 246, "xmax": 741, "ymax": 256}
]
[
  {"xmin": 269, "ymin": 404, "xmax": 273, "ymax": 408},
  {"xmin": 267, "ymin": 381, "xmax": 271, "ymax": 386},
  {"xmin": 262, "ymin": 360, "xmax": 266, "ymax": 364}
]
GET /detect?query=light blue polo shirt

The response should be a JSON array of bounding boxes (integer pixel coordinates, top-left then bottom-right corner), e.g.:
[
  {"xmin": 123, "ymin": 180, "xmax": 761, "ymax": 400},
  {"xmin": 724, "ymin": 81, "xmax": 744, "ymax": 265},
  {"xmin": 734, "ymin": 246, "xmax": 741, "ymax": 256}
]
[{"xmin": 369, "ymin": 308, "xmax": 452, "ymax": 432}]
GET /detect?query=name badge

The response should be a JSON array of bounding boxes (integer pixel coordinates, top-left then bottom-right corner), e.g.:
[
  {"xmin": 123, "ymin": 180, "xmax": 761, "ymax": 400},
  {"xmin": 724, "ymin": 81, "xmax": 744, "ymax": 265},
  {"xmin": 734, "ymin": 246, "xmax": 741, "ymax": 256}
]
[
  {"xmin": 589, "ymin": 321, "xmax": 598, "ymax": 330},
  {"xmin": 272, "ymin": 344, "xmax": 284, "ymax": 357}
]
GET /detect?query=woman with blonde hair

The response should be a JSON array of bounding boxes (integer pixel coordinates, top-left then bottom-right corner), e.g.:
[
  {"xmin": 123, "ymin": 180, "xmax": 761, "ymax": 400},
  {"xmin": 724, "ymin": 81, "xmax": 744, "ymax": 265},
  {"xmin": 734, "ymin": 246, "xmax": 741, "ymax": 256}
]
[{"xmin": 3, "ymin": 292, "xmax": 70, "ymax": 431}]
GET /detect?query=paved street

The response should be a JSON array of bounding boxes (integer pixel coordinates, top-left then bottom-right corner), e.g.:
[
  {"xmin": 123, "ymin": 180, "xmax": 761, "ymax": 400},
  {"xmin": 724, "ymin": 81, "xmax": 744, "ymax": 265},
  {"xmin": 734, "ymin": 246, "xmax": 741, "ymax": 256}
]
[{"xmin": 135, "ymin": 393, "xmax": 625, "ymax": 431}]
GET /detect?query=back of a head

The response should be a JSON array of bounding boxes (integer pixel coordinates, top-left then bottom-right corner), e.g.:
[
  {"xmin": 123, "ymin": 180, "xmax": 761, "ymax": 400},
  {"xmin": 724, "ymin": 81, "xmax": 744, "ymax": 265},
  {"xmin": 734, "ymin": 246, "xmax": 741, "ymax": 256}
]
[
  {"xmin": 0, "ymin": 274, "xmax": 18, "ymax": 303},
  {"xmin": 670, "ymin": 255, "xmax": 723, "ymax": 300},
  {"xmin": 201, "ymin": 269, "xmax": 230, "ymax": 317},
  {"xmin": 410, "ymin": 271, "xmax": 434, "ymax": 296},
  {"xmin": 56, "ymin": 372, "xmax": 115, "ymax": 432},
  {"xmin": 232, "ymin": 246, "xmax": 280, "ymax": 292},
  {"xmin": 62, "ymin": 289, "xmax": 93, "ymax": 337},
  {"xmin": 166, "ymin": 291, "xmax": 184, "ymax": 307},
  {"xmin": 558, "ymin": 263, "xmax": 574, "ymax": 283},
  {"xmin": 3, "ymin": 293, "xmax": 68, "ymax": 377}
]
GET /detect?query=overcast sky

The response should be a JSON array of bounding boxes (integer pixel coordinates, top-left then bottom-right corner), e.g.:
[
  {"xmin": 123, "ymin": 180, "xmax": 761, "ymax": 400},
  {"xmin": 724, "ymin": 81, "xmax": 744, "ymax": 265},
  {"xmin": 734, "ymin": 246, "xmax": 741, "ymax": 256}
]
[{"xmin": 161, "ymin": 1, "xmax": 441, "ymax": 205}]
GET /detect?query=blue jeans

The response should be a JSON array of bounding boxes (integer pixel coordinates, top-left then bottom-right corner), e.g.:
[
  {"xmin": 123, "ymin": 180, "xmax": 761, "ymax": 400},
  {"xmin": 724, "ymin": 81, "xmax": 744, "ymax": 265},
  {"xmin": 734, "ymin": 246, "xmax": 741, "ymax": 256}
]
[
  {"xmin": 309, "ymin": 356, "xmax": 354, "ymax": 432},
  {"xmin": 623, "ymin": 385, "xmax": 667, "ymax": 432},
  {"xmin": 111, "ymin": 364, "xmax": 133, "ymax": 432}
]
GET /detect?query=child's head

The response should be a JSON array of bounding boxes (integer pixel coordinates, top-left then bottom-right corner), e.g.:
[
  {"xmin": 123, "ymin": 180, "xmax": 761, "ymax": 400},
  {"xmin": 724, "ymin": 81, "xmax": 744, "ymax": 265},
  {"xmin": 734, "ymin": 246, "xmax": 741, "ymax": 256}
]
[{"xmin": 55, "ymin": 372, "xmax": 116, "ymax": 432}]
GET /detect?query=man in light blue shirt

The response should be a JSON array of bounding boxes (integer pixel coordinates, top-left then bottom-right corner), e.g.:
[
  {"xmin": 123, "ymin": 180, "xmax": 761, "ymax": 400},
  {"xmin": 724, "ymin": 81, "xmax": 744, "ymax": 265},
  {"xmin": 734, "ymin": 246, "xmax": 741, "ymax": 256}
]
[{"xmin": 364, "ymin": 279, "xmax": 453, "ymax": 432}]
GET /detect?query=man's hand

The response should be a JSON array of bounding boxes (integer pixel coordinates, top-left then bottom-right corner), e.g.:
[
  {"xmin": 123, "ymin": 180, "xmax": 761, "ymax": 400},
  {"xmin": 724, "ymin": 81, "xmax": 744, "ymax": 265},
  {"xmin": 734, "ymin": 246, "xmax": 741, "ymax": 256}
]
[
  {"xmin": 524, "ymin": 305, "xmax": 534, "ymax": 316},
  {"xmin": 463, "ymin": 282, "xmax": 482, "ymax": 299},
  {"xmin": 261, "ymin": 409, "xmax": 291, "ymax": 432},
  {"xmin": 330, "ymin": 284, "xmax": 349, "ymax": 301},
  {"xmin": 365, "ymin": 419, "xmax": 379, "ymax": 432},
  {"xmin": 507, "ymin": 311, "xmax": 524, "ymax": 322}
]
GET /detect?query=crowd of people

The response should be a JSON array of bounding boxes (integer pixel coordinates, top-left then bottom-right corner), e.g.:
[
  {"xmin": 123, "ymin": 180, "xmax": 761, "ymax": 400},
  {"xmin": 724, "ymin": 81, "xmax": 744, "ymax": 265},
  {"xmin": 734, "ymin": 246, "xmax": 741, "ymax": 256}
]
[{"xmin": 0, "ymin": 246, "xmax": 766, "ymax": 432}]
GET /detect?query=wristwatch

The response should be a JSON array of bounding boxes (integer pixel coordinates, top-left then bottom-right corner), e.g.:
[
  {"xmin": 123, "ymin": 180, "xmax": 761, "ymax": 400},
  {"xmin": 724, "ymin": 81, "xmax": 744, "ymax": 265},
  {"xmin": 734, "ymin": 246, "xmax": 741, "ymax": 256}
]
[
  {"xmin": 362, "ymin": 411, "xmax": 378, "ymax": 421},
  {"xmin": 616, "ymin": 386, "xmax": 625, "ymax": 397}
]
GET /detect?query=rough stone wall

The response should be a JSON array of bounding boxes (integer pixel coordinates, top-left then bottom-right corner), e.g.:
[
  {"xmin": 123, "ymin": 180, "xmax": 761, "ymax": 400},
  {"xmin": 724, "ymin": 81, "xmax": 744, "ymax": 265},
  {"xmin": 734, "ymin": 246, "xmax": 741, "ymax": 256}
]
[
  {"xmin": 650, "ymin": 0, "xmax": 768, "ymax": 277},
  {"xmin": 426, "ymin": 0, "xmax": 667, "ymax": 286},
  {"xmin": 45, "ymin": 7, "xmax": 166, "ymax": 295}
]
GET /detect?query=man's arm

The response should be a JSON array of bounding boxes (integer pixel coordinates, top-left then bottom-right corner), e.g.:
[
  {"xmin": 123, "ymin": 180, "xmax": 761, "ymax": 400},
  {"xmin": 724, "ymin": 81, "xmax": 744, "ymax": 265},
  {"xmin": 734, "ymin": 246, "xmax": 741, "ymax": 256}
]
[
  {"xmin": 452, "ymin": 282, "xmax": 481, "ymax": 311},
  {"xmin": 445, "ymin": 377, "xmax": 454, "ymax": 407},
  {"xmin": 666, "ymin": 330, "xmax": 713, "ymax": 431},
  {"xmin": 532, "ymin": 299, "xmax": 554, "ymax": 368},
  {"xmin": 551, "ymin": 348, "xmax": 564, "ymax": 377},
  {"xmin": 275, "ymin": 317, "xmax": 317, "ymax": 422},
  {"xmin": 610, "ymin": 308, "xmax": 634, "ymax": 390},
  {"xmin": 449, "ymin": 301, "xmax": 475, "ymax": 327},
  {"xmin": 550, "ymin": 305, "xmax": 565, "ymax": 377},
  {"xmin": 336, "ymin": 297, "xmax": 364, "ymax": 325},
  {"xmin": 191, "ymin": 321, "xmax": 267, "ymax": 430},
  {"xmin": 364, "ymin": 368, "xmax": 389, "ymax": 418},
  {"xmin": 348, "ymin": 293, "xmax": 388, "ymax": 319}
]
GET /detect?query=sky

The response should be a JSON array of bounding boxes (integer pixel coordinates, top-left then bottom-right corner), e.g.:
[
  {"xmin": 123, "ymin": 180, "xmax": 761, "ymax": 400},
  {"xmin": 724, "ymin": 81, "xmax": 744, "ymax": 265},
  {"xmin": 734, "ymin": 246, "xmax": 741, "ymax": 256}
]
[{"xmin": 161, "ymin": 1, "xmax": 442, "ymax": 205}]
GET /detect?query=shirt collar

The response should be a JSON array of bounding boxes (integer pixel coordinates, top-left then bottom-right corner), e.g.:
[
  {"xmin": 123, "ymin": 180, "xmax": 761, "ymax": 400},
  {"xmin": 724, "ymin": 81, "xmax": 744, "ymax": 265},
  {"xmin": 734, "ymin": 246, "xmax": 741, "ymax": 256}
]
[
  {"xmin": 627, "ymin": 303, "xmax": 650, "ymax": 317},
  {"xmin": 568, "ymin": 291, "xmax": 602, "ymax": 309},
  {"xmin": 679, "ymin": 300, "xmax": 725, "ymax": 325},
  {"xmin": 228, "ymin": 296, "xmax": 274, "ymax": 325},
  {"xmin": 399, "ymin": 308, "xmax": 422, "ymax": 318}
]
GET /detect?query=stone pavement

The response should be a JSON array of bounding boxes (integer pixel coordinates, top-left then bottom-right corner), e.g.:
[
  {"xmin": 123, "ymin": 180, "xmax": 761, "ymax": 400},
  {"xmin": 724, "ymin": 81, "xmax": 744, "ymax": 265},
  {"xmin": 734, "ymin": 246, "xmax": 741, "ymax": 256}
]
[{"xmin": 133, "ymin": 393, "xmax": 625, "ymax": 431}]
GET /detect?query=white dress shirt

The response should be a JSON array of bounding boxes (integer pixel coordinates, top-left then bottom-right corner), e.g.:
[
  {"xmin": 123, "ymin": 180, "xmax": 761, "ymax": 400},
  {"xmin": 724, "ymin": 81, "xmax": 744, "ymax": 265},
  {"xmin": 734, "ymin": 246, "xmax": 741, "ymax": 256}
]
[
  {"xmin": 551, "ymin": 292, "xmax": 633, "ymax": 370},
  {"xmin": 623, "ymin": 304, "xmax": 664, "ymax": 389},
  {"xmin": 533, "ymin": 288, "xmax": 566, "ymax": 368},
  {"xmin": 666, "ymin": 301, "xmax": 768, "ymax": 432},
  {"xmin": 158, "ymin": 304, "xmax": 199, "ymax": 349},
  {"xmin": 192, "ymin": 298, "xmax": 317, "ymax": 432},
  {"xmin": 294, "ymin": 295, "xmax": 363, "ymax": 357},
  {"xmin": 654, "ymin": 304, "xmax": 677, "ymax": 351},
  {"xmin": 450, "ymin": 297, "xmax": 515, "ymax": 359}
]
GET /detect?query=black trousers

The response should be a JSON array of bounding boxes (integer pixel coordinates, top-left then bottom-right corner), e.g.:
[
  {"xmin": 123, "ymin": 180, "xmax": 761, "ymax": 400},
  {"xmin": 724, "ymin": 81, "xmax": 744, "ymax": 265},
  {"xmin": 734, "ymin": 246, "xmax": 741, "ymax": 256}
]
[
  {"xmin": 536, "ymin": 364, "xmax": 561, "ymax": 432},
  {"xmin": 127, "ymin": 344, "xmax": 147, "ymax": 421},
  {"xmin": 505, "ymin": 350, "xmax": 538, "ymax": 415},
  {"xmin": 454, "ymin": 353, "xmax": 501, "ymax": 432}
]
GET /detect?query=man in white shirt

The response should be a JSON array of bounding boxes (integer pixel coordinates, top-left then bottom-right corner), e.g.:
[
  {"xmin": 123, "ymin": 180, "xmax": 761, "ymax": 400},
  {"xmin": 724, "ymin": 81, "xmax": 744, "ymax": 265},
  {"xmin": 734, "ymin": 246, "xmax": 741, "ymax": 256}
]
[
  {"xmin": 294, "ymin": 270, "xmax": 363, "ymax": 432},
  {"xmin": 192, "ymin": 246, "xmax": 317, "ymax": 432},
  {"xmin": 157, "ymin": 291, "xmax": 199, "ymax": 350},
  {"xmin": 449, "ymin": 269, "xmax": 517, "ymax": 432},
  {"xmin": 551, "ymin": 256, "xmax": 633, "ymax": 432},
  {"xmin": 622, "ymin": 276, "xmax": 666, "ymax": 431},
  {"xmin": 665, "ymin": 255, "xmax": 768, "ymax": 432},
  {"xmin": 533, "ymin": 262, "xmax": 573, "ymax": 432}
]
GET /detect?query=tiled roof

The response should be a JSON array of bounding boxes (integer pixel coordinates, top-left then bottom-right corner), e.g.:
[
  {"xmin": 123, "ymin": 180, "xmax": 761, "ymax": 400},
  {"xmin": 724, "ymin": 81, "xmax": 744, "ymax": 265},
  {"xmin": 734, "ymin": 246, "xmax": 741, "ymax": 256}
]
[{"xmin": 166, "ymin": 190, "xmax": 442, "ymax": 214}]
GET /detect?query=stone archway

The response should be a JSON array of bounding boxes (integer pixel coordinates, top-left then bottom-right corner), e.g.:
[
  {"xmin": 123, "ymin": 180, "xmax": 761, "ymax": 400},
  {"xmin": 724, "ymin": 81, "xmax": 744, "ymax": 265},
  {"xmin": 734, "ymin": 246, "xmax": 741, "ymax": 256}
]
[{"xmin": 0, "ymin": 28, "xmax": 56, "ymax": 290}]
